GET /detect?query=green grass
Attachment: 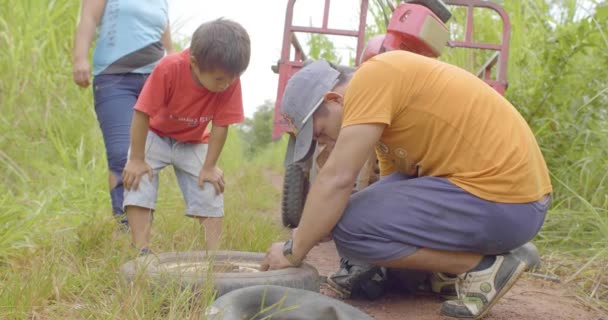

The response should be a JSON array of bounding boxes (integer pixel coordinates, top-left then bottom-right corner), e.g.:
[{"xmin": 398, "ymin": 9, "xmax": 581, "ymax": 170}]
[
  {"xmin": 1, "ymin": 0, "xmax": 607, "ymax": 318},
  {"xmin": 0, "ymin": 1, "xmax": 290, "ymax": 318}
]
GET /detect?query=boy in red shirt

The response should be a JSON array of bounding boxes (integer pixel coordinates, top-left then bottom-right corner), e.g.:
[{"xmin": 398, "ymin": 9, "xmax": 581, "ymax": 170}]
[{"xmin": 121, "ymin": 18, "xmax": 250, "ymax": 254}]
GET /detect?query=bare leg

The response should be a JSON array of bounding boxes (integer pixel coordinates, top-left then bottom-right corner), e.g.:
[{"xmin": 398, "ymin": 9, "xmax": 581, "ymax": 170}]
[
  {"xmin": 377, "ymin": 247, "xmax": 483, "ymax": 274},
  {"xmin": 197, "ymin": 217, "xmax": 223, "ymax": 251},
  {"xmin": 126, "ymin": 205, "xmax": 153, "ymax": 249}
]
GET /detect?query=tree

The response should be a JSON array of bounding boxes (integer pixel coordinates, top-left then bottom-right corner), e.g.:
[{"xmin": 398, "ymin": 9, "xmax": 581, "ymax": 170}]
[{"xmin": 237, "ymin": 100, "xmax": 275, "ymax": 157}]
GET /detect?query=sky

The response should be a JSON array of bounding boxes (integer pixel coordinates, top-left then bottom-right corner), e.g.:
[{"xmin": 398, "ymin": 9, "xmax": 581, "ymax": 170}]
[{"xmin": 169, "ymin": 0, "xmax": 361, "ymax": 117}]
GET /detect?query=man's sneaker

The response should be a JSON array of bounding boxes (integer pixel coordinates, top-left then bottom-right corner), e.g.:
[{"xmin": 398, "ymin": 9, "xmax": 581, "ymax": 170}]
[
  {"xmin": 326, "ymin": 259, "xmax": 387, "ymax": 300},
  {"xmin": 429, "ymin": 272, "xmax": 457, "ymax": 299},
  {"xmin": 511, "ymin": 242, "xmax": 541, "ymax": 271},
  {"xmin": 440, "ymin": 253, "xmax": 526, "ymax": 319}
]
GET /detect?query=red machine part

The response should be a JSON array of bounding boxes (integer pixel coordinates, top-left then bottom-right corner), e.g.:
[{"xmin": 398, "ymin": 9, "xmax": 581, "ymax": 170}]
[
  {"xmin": 360, "ymin": 3, "xmax": 449, "ymax": 64},
  {"xmin": 273, "ymin": 0, "xmax": 511, "ymax": 139},
  {"xmin": 384, "ymin": 3, "xmax": 449, "ymax": 58}
]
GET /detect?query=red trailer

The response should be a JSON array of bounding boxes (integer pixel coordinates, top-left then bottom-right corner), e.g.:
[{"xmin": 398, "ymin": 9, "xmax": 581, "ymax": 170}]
[{"xmin": 273, "ymin": 0, "xmax": 512, "ymax": 227}]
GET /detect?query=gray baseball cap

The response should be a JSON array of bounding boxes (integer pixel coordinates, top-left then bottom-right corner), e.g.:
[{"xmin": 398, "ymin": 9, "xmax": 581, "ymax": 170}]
[{"xmin": 281, "ymin": 60, "xmax": 340, "ymax": 165}]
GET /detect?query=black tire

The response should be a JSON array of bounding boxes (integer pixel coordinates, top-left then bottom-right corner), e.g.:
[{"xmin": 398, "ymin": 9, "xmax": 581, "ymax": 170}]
[
  {"xmin": 120, "ymin": 251, "xmax": 320, "ymax": 297},
  {"xmin": 406, "ymin": 0, "xmax": 452, "ymax": 22},
  {"xmin": 207, "ymin": 285, "xmax": 374, "ymax": 320},
  {"xmin": 281, "ymin": 164, "xmax": 310, "ymax": 228}
]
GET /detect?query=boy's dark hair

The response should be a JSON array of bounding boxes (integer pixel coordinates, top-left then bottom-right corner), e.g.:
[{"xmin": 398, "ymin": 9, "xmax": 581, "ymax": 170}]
[{"xmin": 190, "ymin": 18, "xmax": 251, "ymax": 76}]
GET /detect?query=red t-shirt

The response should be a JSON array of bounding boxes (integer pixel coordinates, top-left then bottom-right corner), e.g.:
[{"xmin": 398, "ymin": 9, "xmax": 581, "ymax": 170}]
[{"xmin": 134, "ymin": 49, "xmax": 244, "ymax": 143}]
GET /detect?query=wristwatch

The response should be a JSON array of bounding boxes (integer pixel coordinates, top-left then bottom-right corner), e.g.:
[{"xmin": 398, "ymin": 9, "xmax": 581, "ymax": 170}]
[{"xmin": 282, "ymin": 239, "xmax": 303, "ymax": 267}]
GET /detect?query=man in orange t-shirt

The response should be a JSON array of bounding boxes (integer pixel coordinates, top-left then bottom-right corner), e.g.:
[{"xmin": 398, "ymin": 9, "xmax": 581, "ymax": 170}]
[
  {"xmin": 121, "ymin": 18, "xmax": 250, "ymax": 254},
  {"xmin": 262, "ymin": 52, "xmax": 552, "ymax": 319}
]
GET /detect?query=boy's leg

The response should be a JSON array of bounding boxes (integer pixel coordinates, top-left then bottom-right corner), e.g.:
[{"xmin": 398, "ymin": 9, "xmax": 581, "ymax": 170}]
[
  {"xmin": 172, "ymin": 142, "xmax": 224, "ymax": 251},
  {"xmin": 92, "ymin": 74, "xmax": 147, "ymax": 227},
  {"xmin": 197, "ymin": 217, "xmax": 223, "ymax": 250},
  {"xmin": 123, "ymin": 131, "xmax": 169, "ymax": 251},
  {"xmin": 126, "ymin": 206, "xmax": 154, "ymax": 249}
]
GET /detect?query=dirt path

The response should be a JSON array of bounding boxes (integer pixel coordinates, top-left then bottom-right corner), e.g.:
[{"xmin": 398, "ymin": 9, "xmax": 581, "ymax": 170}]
[{"xmin": 266, "ymin": 170, "xmax": 607, "ymax": 320}]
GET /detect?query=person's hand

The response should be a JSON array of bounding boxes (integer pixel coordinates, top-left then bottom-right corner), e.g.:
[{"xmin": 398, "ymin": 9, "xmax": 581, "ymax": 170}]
[
  {"xmin": 72, "ymin": 57, "xmax": 91, "ymax": 88},
  {"xmin": 260, "ymin": 242, "xmax": 295, "ymax": 271},
  {"xmin": 199, "ymin": 165, "xmax": 225, "ymax": 195},
  {"xmin": 122, "ymin": 159, "xmax": 153, "ymax": 191}
]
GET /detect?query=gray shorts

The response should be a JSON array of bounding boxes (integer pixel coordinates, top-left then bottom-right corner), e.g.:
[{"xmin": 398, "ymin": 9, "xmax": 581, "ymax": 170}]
[
  {"xmin": 123, "ymin": 131, "xmax": 223, "ymax": 218},
  {"xmin": 332, "ymin": 173, "xmax": 549, "ymax": 263}
]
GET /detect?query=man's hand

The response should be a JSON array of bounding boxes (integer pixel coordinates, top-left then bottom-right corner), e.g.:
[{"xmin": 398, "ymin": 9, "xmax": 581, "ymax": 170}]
[
  {"xmin": 122, "ymin": 159, "xmax": 153, "ymax": 191},
  {"xmin": 72, "ymin": 57, "xmax": 91, "ymax": 88},
  {"xmin": 260, "ymin": 242, "xmax": 296, "ymax": 271},
  {"xmin": 199, "ymin": 165, "xmax": 225, "ymax": 195}
]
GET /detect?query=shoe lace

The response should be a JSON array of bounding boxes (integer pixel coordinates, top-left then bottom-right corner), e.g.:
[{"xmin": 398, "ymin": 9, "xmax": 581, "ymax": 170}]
[{"xmin": 456, "ymin": 273, "xmax": 473, "ymax": 299}]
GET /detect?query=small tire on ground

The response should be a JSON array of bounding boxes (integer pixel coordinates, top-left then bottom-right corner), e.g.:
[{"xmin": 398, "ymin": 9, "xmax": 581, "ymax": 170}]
[
  {"xmin": 120, "ymin": 251, "xmax": 320, "ymax": 297},
  {"xmin": 281, "ymin": 164, "xmax": 310, "ymax": 228}
]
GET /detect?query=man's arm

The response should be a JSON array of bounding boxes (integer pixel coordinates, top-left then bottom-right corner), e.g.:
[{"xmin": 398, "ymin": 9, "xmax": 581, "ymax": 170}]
[
  {"xmin": 199, "ymin": 125, "xmax": 229, "ymax": 194},
  {"xmin": 291, "ymin": 123, "xmax": 386, "ymax": 262}
]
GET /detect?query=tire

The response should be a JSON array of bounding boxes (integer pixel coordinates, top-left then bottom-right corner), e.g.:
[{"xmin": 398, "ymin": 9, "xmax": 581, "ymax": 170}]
[
  {"xmin": 406, "ymin": 0, "xmax": 452, "ymax": 22},
  {"xmin": 281, "ymin": 164, "xmax": 310, "ymax": 228},
  {"xmin": 120, "ymin": 251, "xmax": 320, "ymax": 297},
  {"xmin": 207, "ymin": 285, "xmax": 374, "ymax": 320}
]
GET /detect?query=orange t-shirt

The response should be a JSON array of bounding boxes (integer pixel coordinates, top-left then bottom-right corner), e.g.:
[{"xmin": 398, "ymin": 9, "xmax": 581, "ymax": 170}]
[
  {"xmin": 134, "ymin": 49, "xmax": 244, "ymax": 143},
  {"xmin": 342, "ymin": 51, "xmax": 552, "ymax": 203}
]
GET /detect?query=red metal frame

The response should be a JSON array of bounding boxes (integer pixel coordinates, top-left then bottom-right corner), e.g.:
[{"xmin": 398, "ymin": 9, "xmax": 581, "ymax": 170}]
[
  {"xmin": 443, "ymin": 0, "xmax": 511, "ymax": 95},
  {"xmin": 272, "ymin": 0, "xmax": 369, "ymax": 140},
  {"xmin": 272, "ymin": 0, "xmax": 511, "ymax": 140}
]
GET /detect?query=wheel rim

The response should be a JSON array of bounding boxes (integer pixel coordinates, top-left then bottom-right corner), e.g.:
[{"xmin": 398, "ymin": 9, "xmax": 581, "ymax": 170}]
[{"xmin": 159, "ymin": 260, "xmax": 261, "ymax": 274}]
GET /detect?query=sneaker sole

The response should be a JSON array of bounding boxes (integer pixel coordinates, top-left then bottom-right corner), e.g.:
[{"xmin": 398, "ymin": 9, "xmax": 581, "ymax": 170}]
[
  {"xmin": 473, "ymin": 260, "xmax": 527, "ymax": 320},
  {"xmin": 326, "ymin": 277, "xmax": 352, "ymax": 299}
]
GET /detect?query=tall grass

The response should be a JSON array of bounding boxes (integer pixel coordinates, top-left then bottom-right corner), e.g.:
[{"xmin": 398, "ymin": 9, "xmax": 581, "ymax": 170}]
[
  {"xmin": 0, "ymin": 0, "xmax": 288, "ymax": 318},
  {"xmin": 361, "ymin": 0, "xmax": 608, "ymax": 310},
  {"xmin": 440, "ymin": 0, "xmax": 608, "ymax": 308},
  {"xmin": 503, "ymin": 3, "xmax": 608, "ymax": 305}
]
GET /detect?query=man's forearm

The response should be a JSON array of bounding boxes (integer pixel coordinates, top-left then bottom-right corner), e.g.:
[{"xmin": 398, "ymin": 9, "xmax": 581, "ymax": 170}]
[
  {"xmin": 292, "ymin": 167, "xmax": 354, "ymax": 262},
  {"xmin": 129, "ymin": 110, "xmax": 150, "ymax": 160},
  {"xmin": 203, "ymin": 125, "xmax": 228, "ymax": 168}
]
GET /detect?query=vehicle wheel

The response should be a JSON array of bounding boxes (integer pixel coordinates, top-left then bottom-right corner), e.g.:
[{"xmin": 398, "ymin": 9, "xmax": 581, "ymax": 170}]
[
  {"xmin": 207, "ymin": 285, "xmax": 374, "ymax": 320},
  {"xmin": 281, "ymin": 164, "xmax": 309, "ymax": 228},
  {"xmin": 120, "ymin": 251, "xmax": 320, "ymax": 297}
]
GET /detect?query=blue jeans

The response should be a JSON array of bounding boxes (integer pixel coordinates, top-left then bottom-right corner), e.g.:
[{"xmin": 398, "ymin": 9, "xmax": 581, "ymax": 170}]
[{"xmin": 93, "ymin": 73, "xmax": 149, "ymax": 224}]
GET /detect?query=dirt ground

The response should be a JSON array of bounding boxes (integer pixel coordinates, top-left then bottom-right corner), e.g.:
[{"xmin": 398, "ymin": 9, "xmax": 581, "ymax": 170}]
[
  {"xmin": 266, "ymin": 171, "xmax": 608, "ymax": 320},
  {"xmin": 307, "ymin": 241, "xmax": 606, "ymax": 320}
]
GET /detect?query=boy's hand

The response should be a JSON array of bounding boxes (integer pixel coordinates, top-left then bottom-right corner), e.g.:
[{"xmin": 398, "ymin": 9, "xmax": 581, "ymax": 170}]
[
  {"xmin": 73, "ymin": 58, "xmax": 91, "ymax": 88},
  {"xmin": 199, "ymin": 166, "xmax": 225, "ymax": 195},
  {"xmin": 122, "ymin": 159, "xmax": 153, "ymax": 191}
]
